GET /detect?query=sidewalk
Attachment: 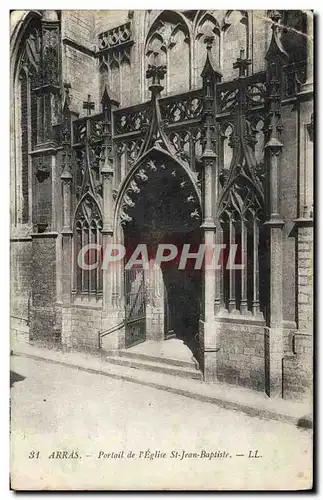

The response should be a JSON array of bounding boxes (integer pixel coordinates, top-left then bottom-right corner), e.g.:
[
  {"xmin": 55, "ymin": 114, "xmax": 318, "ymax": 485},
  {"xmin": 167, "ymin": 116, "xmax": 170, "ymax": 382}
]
[{"xmin": 11, "ymin": 340, "xmax": 312, "ymax": 428}]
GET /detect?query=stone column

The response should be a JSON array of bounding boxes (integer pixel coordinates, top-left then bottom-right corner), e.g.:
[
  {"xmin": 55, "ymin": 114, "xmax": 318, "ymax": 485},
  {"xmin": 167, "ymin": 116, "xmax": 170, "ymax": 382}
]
[
  {"xmin": 252, "ymin": 219, "xmax": 260, "ymax": 316},
  {"xmin": 263, "ymin": 16, "xmax": 287, "ymax": 396},
  {"xmin": 264, "ymin": 211, "xmax": 284, "ymax": 398},
  {"xmin": 264, "ymin": 141, "xmax": 285, "ymax": 398},
  {"xmin": 240, "ymin": 220, "xmax": 248, "ymax": 315},
  {"xmin": 291, "ymin": 103, "xmax": 313, "ymax": 400},
  {"xmin": 199, "ymin": 34, "xmax": 222, "ymax": 381},
  {"xmin": 60, "ymin": 153, "xmax": 73, "ymax": 348},
  {"xmin": 36, "ymin": 12, "xmax": 61, "ymax": 149},
  {"xmin": 294, "ymin": 8, "xmax": 314, "ymax": 346},
  {"xmin": 228, "ymin": 218, "xmax": 236, "ymax": 313},
  {"xmin": 100, "ymin": 87, "xmax": 120, "ymax": 350},
  {"xmin": 101, "ymin": 164, "xmax": 114, "ymax": 312},
  {"xmin": 301, "ymin": 11, "xmax": 314, "ymax": 94}
]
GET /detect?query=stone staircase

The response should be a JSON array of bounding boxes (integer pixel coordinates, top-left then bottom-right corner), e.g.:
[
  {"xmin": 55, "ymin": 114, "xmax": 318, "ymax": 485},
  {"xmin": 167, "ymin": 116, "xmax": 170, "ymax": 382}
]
[{"xmin": 104, "ymin": 343, "xmax": 202, "ymax": 380}]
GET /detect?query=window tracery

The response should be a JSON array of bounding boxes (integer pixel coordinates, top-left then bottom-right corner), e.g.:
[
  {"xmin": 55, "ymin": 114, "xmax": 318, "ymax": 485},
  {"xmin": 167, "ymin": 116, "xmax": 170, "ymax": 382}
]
[
  {"xmin": 218, "ymin": 166, "xmax": 266, "ymax": 318},
  {"xmin": 222, "ymin": 11, "xmax": 248, "ymax": 81},
  {"xmin": 195, "ymin": 13, "xmax": 220, "ymax": 86},
  {"xmin": 73, "ymin": 194, "xmax": 103, "ymax": 295},
  {"xmin": 146, "ymin": 11, "xmax": 190, "ymax": 95},
  {"xmin": 16, "ymin": 19, "xmax": 41, "ymax": 224}
]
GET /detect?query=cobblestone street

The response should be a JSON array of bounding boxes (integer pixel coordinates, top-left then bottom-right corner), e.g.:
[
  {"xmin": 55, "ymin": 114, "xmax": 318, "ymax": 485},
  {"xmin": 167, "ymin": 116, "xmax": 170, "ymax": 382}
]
[{"xmin": 10, "ymin": 354, "xmax": 312, "ymax": 490}]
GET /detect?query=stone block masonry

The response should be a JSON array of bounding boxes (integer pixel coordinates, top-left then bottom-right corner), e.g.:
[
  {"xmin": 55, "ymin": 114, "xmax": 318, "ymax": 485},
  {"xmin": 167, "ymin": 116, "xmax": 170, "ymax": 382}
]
[
  {"xmin": 70, "ymin": 305, "xmax": 102, "ymax": 350},
  {"xmin": 63, "ymin": 45, "xmax": 99, "ymax": 116},
  {"xmin": 62, "ymin": 11, "xmax": 96, "ymax": 50},
  {"xmin": 10, "ymin": 239, "xmax": 33, "ymax": 341},
  {"xmin": 297, "ymin": 227, "xmax": 313, "ymax": 333},
  {"xmin": 283, "ymin": 334, "xmax": 312, "ymax": 401},
  {"xmin": 30, "ymin": 235, "xmax": 62, "ymax": 342},
  {"xmin": 214, "ymin": 322, "xmax": 265, "ymax": 392}
]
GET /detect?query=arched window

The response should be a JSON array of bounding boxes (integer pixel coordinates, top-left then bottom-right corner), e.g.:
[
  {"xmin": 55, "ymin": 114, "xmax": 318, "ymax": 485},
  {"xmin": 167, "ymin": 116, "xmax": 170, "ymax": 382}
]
[
  {"xmin": 218, "ymin": 165, "xmax": 267, "ymax": 318},
  {"xmin": 73, "ymin": 195, "xmax": 103, "ymax": 296},
  {"xmin": 219, "ymin": 176, "xmax": 265, "ymax": 316},
  {"xmin": 19, "ymin": 69, "xmax": 29, "ymax": 223},
  {"xmin": 145, "ymin": 11, "xmax": 191, "ymax": 96},
  {"xmin": 195, "ymin": 12, "xmax": 220, "ymax": 87},
  {"xmin": 14, "ymin": 18, "xmax": 40, "ymax": 224},
  {"xmin": 222, "ymin": 10, "xmax": 248, "ymax": 81}
]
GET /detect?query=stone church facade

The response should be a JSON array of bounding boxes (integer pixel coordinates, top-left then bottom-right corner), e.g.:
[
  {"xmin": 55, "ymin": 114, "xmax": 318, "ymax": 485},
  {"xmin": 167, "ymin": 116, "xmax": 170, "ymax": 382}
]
[{"xmin": 10, "ymin": 10, "xmax": 313, "ymax": 400}]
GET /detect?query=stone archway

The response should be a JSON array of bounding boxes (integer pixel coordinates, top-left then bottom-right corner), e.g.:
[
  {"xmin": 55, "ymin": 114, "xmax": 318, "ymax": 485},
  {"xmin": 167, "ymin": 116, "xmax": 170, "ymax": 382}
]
[{"xmin": 115, "ymin": 151, "xmax": 202, "ymax": 358}]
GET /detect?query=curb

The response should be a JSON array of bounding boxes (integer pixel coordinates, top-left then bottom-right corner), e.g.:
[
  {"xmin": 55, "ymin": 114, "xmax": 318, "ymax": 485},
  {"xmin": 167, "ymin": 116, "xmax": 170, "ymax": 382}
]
[{"xmin": 12, "ymin": 350, "xmax": 312, "ymax": 429}]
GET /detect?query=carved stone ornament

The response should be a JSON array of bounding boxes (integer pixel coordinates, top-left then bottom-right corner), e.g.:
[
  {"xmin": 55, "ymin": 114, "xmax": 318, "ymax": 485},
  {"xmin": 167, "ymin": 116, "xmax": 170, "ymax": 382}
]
[{"xmin": 35, "ymin": 157, "xmax": 50, "ymax": 182}]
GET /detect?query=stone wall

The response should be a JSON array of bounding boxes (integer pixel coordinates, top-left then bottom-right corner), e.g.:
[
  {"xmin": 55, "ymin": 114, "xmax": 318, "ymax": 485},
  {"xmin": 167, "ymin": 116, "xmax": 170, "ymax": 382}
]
[
  {"xmin": 61, "ymin": 11, "xmax": 100, "ymax": 116},
  {"xmin": 62, "ymin": 10, "xmax": 96, "ymax": 49},
  {"xmin": 70, "ymin": 303, "xmax": 102, "ymax": 350},
  {"xmin": 297, "ymin": 226, "xmax": 314, "ymax": 332},
  {"xmin": 280, "ymin": 104, "xmax": 298, "ymax": 324},
  {"xmin": 30, "ymin": 234, "xmax": 62, "ymax": 342},
  {"xmin": 10, "ymin": 239, "xmax": 32, "ymax": 342},
  {"xmin": 283, "ymin": 333, "xmax": 312, "ymax": 401},
  {"xmin": 281, "ymin": 224, "xmax": 314, "ymax": 401},
  {"xmin": 204, "ymin": 322, "xmax": 308, "ymax": 397},
  {"xmin": 214, "ymin": 321, "xmax": 265, "ymax": 392}
]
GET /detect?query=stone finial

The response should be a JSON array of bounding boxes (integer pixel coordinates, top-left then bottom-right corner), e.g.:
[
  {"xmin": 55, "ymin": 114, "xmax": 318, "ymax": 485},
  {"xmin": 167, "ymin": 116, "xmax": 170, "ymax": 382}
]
[
  {"xmin": 233, "ymin": 48, "xmax": 251, "ymax": 78},
  {"xmin": 146, "ymin": 64, "xmax": 167, "ymax": 86},
  {"xmin": 269, "ymin": 10, "xmax": 282, "ymax": 23},
  {"xmin": 61, "ymin": 83, "xmax": 72, "ymax": 145},
  {"xmin": 200, "ymin": 30, "xmax": 222, "ymax": 82},
  {"xmin": 83, "ymin": 94, "xmax": 95, "ymax": 116},
  {"xmin": 265, "ymin": 10, "xmax": 289, "ymax": 63},
  {"xmin": 204, "ymin": 31, "xmax": 215, "ymax": 50},
  {"xmin": 101, "ymin": 85, "xmax": 119, "ymax": 111}
]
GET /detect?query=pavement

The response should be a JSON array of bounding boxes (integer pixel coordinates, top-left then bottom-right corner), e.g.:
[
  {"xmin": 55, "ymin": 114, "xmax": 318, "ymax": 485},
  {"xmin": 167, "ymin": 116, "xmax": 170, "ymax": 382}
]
[
  {"xmin": 10, "ymin": 352, "xmax": 313, "ymax": 490},
  {"xmin": 11, "ymin": 340, "xmax": 312, "ymax": 429}
]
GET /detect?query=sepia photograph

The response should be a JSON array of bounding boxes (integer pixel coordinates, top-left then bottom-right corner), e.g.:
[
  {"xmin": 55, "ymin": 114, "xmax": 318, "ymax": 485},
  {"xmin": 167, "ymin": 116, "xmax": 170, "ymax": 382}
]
[{"xmin": 9, "ymin": 8, "xmax": 314, "ymax": 491}]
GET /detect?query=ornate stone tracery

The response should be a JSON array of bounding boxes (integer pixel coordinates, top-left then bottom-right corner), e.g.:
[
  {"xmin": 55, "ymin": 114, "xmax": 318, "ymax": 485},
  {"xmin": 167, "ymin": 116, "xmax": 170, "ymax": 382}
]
[
  {"xmin": 73, "ymin": 193, "xmax": 103, "ymax": 295},
  {"xmin": 98, "ymin": 21, "xmax": 134, "ymax": 69},
  {"xmin": 145, "ymin": 11, "xmax": 191, "ymax": 94},
  {"xmin": 215, "ymin": 50, "xmax": 266, "ymax": 318}
]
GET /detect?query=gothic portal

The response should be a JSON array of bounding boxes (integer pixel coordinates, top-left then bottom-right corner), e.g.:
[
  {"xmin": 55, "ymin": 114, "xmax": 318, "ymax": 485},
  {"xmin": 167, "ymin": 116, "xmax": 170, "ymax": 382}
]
[{"xmin": 10, "ymin": 10, "xmax": 313, "ymax": 401}]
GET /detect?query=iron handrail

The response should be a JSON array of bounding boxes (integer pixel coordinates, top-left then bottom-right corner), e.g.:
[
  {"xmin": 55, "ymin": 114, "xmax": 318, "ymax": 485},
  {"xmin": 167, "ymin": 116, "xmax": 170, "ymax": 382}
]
[{"xmin": 98, "ymin": 320, "xmax": 125, "ymax": 348}]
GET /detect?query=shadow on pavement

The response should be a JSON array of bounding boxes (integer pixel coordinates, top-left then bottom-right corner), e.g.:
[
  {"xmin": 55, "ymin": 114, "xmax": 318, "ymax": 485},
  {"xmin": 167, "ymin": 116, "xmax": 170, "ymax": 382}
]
[{"xmin": 10, "ymin": 371, "xmax": 25, "ymax": 388}]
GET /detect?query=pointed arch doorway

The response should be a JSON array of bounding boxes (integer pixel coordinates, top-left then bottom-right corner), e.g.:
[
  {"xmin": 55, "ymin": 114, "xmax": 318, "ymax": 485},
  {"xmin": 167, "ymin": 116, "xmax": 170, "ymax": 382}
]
[{"xmin": 117, "ymin": 151, "xmax": 202, "ymax": 360}]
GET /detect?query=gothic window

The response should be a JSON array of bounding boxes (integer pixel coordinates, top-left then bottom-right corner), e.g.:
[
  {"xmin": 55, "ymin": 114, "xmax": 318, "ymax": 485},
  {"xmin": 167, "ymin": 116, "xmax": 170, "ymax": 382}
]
[
  {"xmin": 146, "ymin": 11, "xmax": 190, "ymax": 96},
  {"xmin": 15, "ymin": 20, "xmax": 40, "ymax": 223},
  {"xmin": 218, "ymin": 169, "xmax": 266, "ymax": 318},
  {"xmin": 195, "ymin": 13, "xmax": 220, "ymax": 87},
  {"xmin": 222, "ymin": 11, "xmax": 248, "ymax": 81},
  {"xmin": 110, "ymin": 60, "xmax": 121, "ymax": 103},
  {"xmin": 98, "ymin": 21, "xmax": 133, "ymax": 106},
  {"xmin": 73, "ymin": 195, "xmax": 103, "ymax": 296},
  {"xmin": 19, "ymin": 70, "xmax": 29, "ymax": 223}
]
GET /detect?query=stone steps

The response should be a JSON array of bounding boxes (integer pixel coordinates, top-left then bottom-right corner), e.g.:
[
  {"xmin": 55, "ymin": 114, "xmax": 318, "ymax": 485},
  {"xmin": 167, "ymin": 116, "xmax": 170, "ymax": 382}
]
[
  {"xmin": 118, "ymin": 349, "xmax": 198, "ymax": 370},
  {"xmin": 105, "ymin": 352, "xmax": 203, "ymax": 380}
]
